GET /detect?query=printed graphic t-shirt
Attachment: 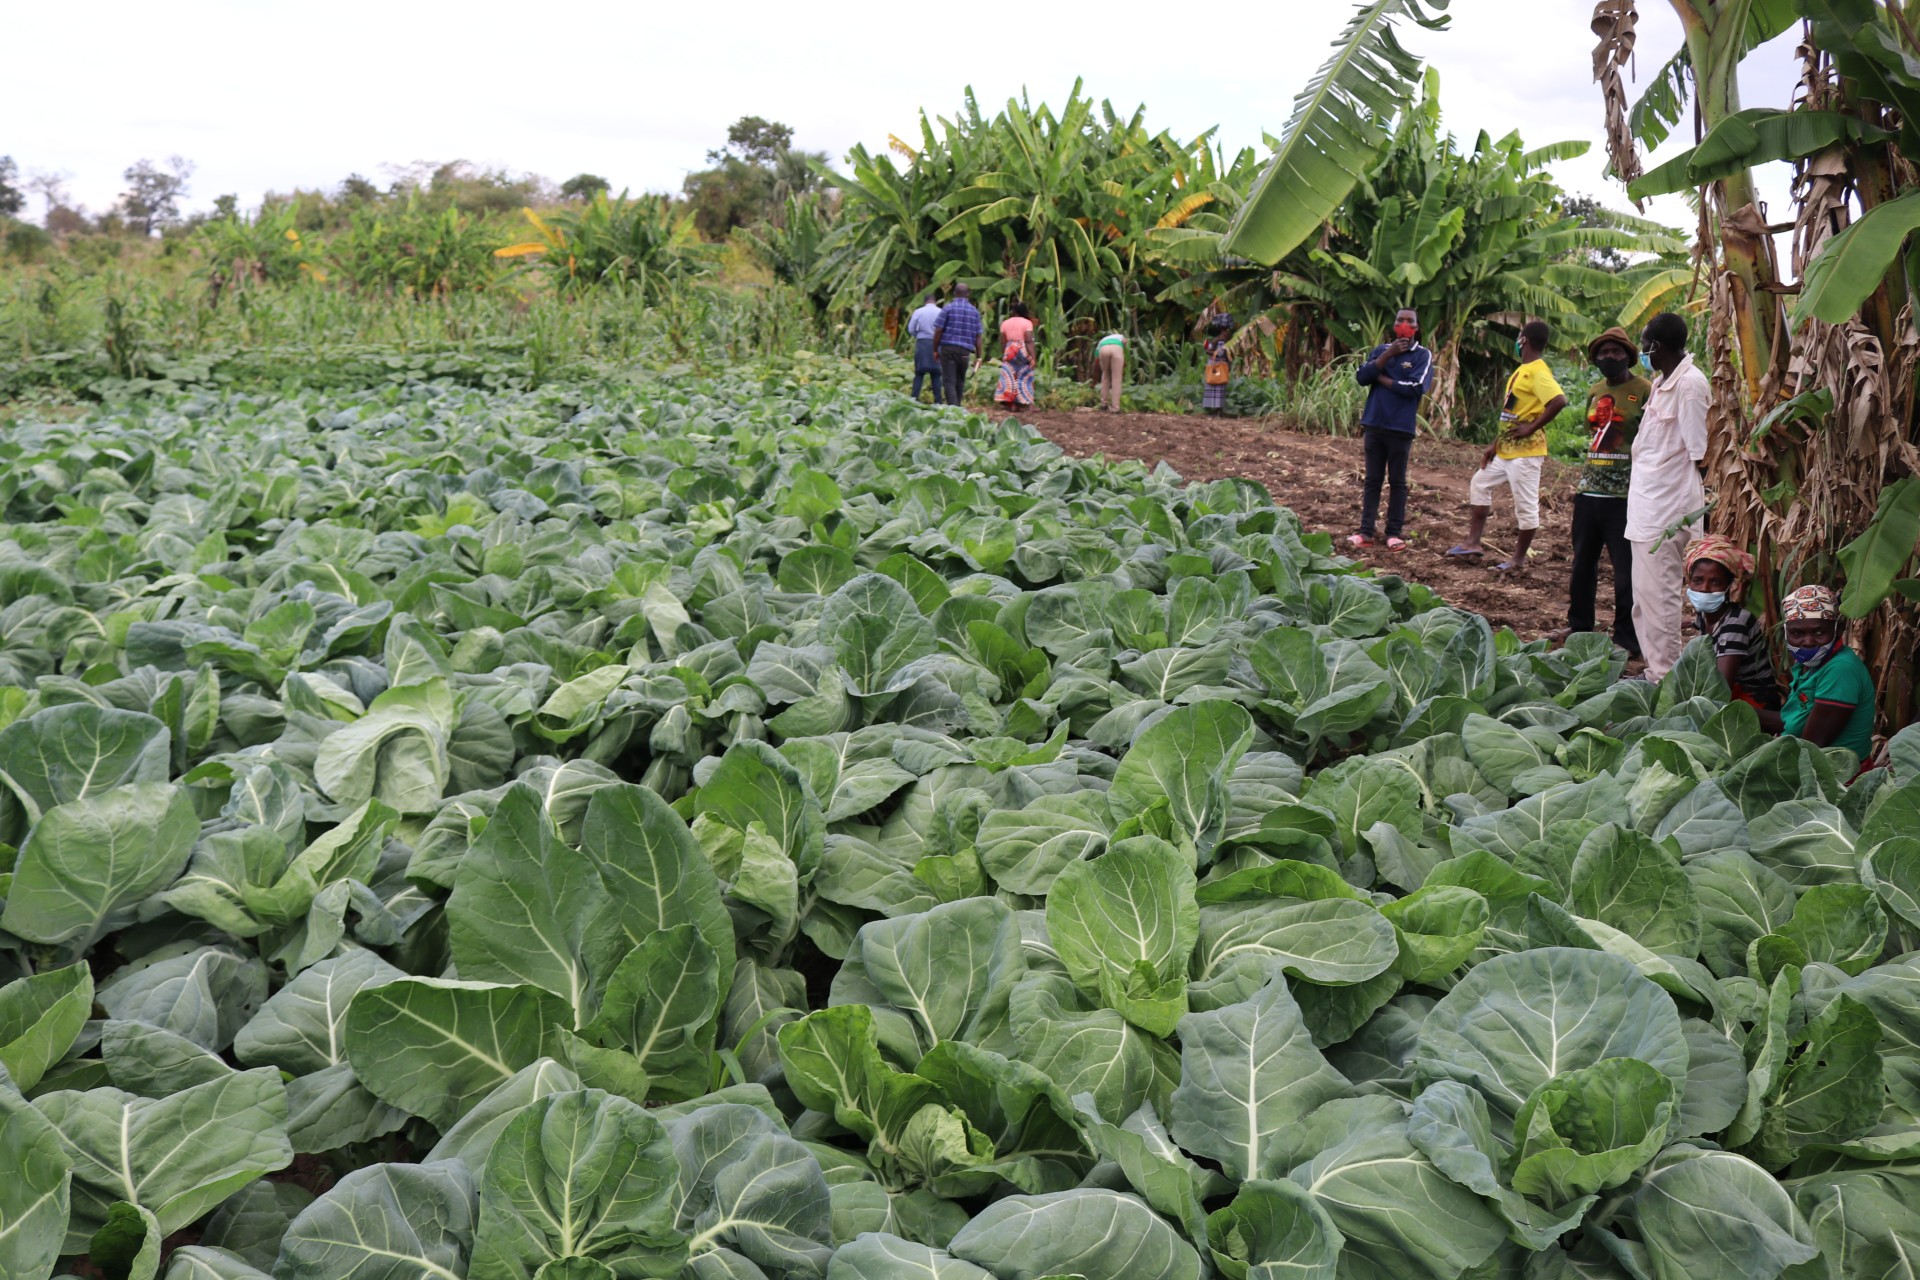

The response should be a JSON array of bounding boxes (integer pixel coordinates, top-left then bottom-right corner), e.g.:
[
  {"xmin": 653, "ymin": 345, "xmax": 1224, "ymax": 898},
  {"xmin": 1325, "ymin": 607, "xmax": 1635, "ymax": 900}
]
[
  {"xmin": 1497, "ymin": 359, "xmax": 1564, "ymax": 460},
  {"xmin": 1579, "ymin": 372, "xmax": 1651, "ymax": 497}
]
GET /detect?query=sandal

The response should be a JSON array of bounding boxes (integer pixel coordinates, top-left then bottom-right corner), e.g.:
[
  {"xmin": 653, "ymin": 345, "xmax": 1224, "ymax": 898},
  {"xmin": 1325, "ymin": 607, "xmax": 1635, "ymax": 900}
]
[
  {"xmin": 1385, "ymin": 537, "xmax": 1407, "ymax": 551},
  {"xmin": 1444, "ymin": 545, "xmax": 1483, "ymax": 559},
  {"xmin": 1546, "ymin": 626, "xmax": 1573, "ymax": 644},
  {"xmin": 1492, "ymin": 560, "xmax": 1529, "ymax": 575},
  {"xmin": 1347, "ymin": 534, "xmax": 1377, "ymax": 549}
]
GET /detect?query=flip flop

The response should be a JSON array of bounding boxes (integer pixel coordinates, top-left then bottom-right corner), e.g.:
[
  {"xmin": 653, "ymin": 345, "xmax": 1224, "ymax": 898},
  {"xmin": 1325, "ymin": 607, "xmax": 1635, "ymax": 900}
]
[
  {"xmin": 1444, "ymin": 545, "xmax": 1483, "ymax": 559},
  {"xmin": 1347, "ymin": 534, "xmax": 1377, "ymax": 549},
  {"xmin": 1385, "ymin": 537, "xmax": 1407, "ymax": 551},
  {"xmin": 1492, "ymin": 560, "xmax": 1529, "ymax": 575}
]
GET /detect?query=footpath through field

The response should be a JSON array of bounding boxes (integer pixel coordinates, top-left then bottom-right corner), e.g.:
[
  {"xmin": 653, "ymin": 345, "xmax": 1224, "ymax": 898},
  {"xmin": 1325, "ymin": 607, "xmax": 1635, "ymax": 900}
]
[{"xmin": 1016, "ymin": 406, "xmax": 1603, "ymax": 640}]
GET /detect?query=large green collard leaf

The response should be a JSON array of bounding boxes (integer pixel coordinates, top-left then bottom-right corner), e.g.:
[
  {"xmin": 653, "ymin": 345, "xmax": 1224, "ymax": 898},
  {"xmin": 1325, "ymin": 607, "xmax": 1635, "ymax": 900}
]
[
  {"xmin": 275, "ymin": 1160, "xmax": 477, "ymax": 1280},
  {"xmin": 775, "ymin": 1006, "xmax": 960, "ymax": 1192},
  {"xmin": 820, "ymin": 575, "xmax": 938, "ymax": 696},
  {"xmin": 1565, "ymin": 824, "xmax": 1699, "ymax": 956},
  {"xmin": 914, "ymin": 1041, "xmax": 1093, "ymax": 1196},
  {"xmin": 1412, "ymin": 948, "xmax": 1687, "ymax": 1124},
  {"xmin": 947, "ymin": 1190, "xmax": 1202, "ymax": 1280},
  {"xmin": 95, "ymin": 944, "xmax": 267, "ymax": 1052},
  {"xmin": 449, "ymin": 783, "xmax": 617, "ymax": 1025},
  {"xmin": 587, "ymin": 781, "xmax": 737, "ymax": 987},
  {"xmin": 468, "ymin": 1089, "xmax": 682, "ymax": 1280},
  {"xmin": 1194, "ymin": 898, "xmax": 1400, "ymax": 991},
  {"xmin": 313, "ymin": 681, "xmax": 455, "ymax": 814},
  {"xmin": 1404, "ymin": 1081, "xmax": 1592, "ymax": 1249},
  {"xmin": 837, "ymin": 897, "xmax": 1025, "ymax": 1063},
  {"xmin": 1009, "ymin": 977, "xmax": 1167, "ymax": 1125},
  {"xmin": 0, "ymin": 1097, "xmax": 70, "ymax": 1280},
  {"xmin": 1507, "ymin": 1058, "xmax": 1673, "ymax": 1206},
  {"xmin": 1046, "ymin": 836, "xmax": 1199, "ymax": 1036},
  {"xmin": 667, "ymin": 1104, "xmax": 834, "ymax": 1279},
  {"xmin": 1203, "ymin": 1178, "xmax": 1343, "ymax": 1280},
  {"xmin": 2, "ymin": 783, "xmax": 198, "ymax": 948},
  {"xmin": 1168, "ymin": 979, "xmax": 1350, "ymax": 1180},
  {"xmin": 585, "ymin": 923, "xmax": 722, "ymax": 1102},
  {"xmin": 344, "ymin": 978, "xmax": 567, "ymax": 1127},
  {"xmin": 0, "ymin": 703, "xmax": 170, "ymax": 821},
  {"xmin": 825, "ymin": 1233, "xmax": 991, "ymax": 1280},
  {"xmin": 1071, "ymin": 1099, "xmax": 1212, "ymax": 1245},
  {"xmin": 234, "ymin": 950, "xmax": 405, "ymax": 1076},
  {"xmin": 1271, "ymin": 1096, "xmax": 1506, "ymax": 1280},
  {"xmin": 974, "ymin": 792, "xmax": 1112, "ymax": 895},
  {"xmin": 90, "ymin": 1199, "xmax": 164, "ymax": 1280},
  {"xmin": 427, "ymin": 1059, "xmax": 584, "ymax": 1175},
  {"xmin": 1787, "ymin": 1167, "xmax": 1920, "ymax": 1280},
  {"xmin": 165, "ymin": 1245, "xmax": 277, "ymax": 1279},
  {"xmin": 699, "ymin": 741, "xmax": 826, "ymax": 880},
  {"xmin": 32, "ymin": 1069, "xmax": 292, "ymax": 1248},
  {"xmin": 1630, "ymin": 1146, "xmax": 1816, "ymax": 1280},
  {"xmin": 0, "ymin": 962, "xmax": 93, "ymax": 1091},
  {"xmin": 1108, "ymin": 700, "xmax": 1255, "ymax": 854}
]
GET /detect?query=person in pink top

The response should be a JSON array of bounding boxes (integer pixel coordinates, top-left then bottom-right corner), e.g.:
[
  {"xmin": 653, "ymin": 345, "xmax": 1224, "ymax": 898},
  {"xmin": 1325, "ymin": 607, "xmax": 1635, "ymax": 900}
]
[
  {"xmin": 1626, "ymin": 310, "xmax": 1710, "ymax": 680},
  {"xmin": 995, "ymin": 301, "xmax": 1037, "ymax": 409}
]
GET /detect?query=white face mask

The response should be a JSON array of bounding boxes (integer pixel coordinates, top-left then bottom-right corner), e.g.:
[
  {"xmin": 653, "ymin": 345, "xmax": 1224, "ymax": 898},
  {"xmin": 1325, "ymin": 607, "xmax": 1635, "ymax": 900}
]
[{"xmin": 1687, "ymin": 589, "xmax": 1727, "ymax": 613}]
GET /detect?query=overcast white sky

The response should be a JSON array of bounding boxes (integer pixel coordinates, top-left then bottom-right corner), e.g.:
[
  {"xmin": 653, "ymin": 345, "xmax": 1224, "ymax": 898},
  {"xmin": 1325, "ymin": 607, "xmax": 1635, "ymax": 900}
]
[{"xmin": 6, "ymin": 0, "xmax": 1802, "ymax": 248}]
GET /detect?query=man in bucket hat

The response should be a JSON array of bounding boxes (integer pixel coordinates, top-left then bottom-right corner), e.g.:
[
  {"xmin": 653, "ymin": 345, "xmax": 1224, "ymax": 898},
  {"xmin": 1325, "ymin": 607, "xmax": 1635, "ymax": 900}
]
[{"xmin": 1550, "ymin": 324, "xmax": 1649, "ymax": 657}]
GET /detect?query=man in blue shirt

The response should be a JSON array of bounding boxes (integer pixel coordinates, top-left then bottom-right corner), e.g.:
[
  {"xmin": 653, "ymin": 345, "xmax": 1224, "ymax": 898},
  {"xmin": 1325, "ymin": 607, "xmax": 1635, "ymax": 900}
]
[
  {"xmin": 905, "ymin": 292, "xmax": 943, "ymax": 403},
  {"xmin": 931, "ymin": 283, "xmax": 984, "ymax": 407},
  {"xmin": 1349, "ymin": 307, "xmax": 1434, "ymax": 550}
]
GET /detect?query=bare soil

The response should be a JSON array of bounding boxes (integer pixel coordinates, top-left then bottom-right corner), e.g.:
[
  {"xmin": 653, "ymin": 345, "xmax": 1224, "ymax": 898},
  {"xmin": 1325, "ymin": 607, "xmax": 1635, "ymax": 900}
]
[{"xmin": 1014, "ymin": 406, "xmax": 1624, "ymax": 641}]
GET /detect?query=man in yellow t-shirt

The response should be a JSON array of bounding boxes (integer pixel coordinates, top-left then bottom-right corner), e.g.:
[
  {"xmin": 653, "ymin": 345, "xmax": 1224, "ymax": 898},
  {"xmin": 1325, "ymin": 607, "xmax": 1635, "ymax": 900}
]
[{"xmin": 1448, "ymin": 319, "xmax": 1568, "ymax": 574}]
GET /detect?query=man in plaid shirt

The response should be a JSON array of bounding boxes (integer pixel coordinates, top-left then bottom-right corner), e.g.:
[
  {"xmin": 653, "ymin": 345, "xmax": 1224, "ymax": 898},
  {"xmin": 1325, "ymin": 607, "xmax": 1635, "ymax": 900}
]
[{"xmin": 932, "ymin": 283, "xmax": 984, "ymax": 407}]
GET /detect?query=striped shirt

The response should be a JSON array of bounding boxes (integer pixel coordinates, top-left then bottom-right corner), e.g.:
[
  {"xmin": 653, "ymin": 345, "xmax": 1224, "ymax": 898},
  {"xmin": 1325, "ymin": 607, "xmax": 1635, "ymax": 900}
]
[
  {"xmin": 1696, "ymin": 606, "xmax": 1781, "ymax": 709},
  {"xmin": 935, "ymin": 299, "xmax": 982, "ymax": 349}
]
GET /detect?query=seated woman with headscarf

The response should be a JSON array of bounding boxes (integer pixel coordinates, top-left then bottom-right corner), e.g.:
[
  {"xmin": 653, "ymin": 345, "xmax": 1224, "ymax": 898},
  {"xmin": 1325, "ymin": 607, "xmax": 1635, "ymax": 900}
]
[
  {"xmin": 1684, "ymin": 535, "xmax": 1780, "ymax": 713},
  {"xmin": 1772, "ymin": 584, "xmax": 1877, "ymax": 762}
]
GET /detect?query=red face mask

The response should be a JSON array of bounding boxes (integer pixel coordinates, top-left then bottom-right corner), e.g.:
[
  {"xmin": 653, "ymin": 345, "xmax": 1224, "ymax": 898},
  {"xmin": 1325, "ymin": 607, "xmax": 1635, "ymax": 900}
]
[{"xmin": 1393, "ymin": 321, "xmax": 1417, "ymax": 340}]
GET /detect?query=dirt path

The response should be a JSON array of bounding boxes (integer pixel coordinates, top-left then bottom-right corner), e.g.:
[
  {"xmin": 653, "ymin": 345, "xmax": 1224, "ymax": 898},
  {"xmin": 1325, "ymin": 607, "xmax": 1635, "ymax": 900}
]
[{"xmin": 1015, "ymin": 407, "xmax": 1623, "ymax": 640}]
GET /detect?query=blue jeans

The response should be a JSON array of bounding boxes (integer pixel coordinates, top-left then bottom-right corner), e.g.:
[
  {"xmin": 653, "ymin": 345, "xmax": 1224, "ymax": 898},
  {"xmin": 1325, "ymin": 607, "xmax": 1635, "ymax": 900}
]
[{"xmin": 911, "ymin": 338, "xmax": 942, "ymax": 402}]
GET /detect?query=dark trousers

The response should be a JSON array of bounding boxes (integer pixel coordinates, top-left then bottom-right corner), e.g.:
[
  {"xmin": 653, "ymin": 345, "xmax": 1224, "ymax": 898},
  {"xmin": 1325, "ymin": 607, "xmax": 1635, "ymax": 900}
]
[
  {"xmin": 938, "ymin": 345, "xmax": 972, "ymax": 406},
  {"xmin": 1360, "ymin": 426, "xmax": 1413, "ymax": 538},
  {"xmin": 911, "ymin": 339, "xmax": 942, "ymax": 402},
  {"xmin": 1569, "ymin": 492, "xmax": 1640, "ymax": 655}
]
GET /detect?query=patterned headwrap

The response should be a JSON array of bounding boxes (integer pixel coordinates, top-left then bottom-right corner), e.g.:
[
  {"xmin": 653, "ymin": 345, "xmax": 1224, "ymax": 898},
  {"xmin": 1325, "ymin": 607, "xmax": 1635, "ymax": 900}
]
[
  {"xmin": 1782, "ymin": 584, "xmax": 1839, "ymax": 622},
  {"xmin": 1684, "ymin": 534, "xmax": 1755, "ymax": 582}
]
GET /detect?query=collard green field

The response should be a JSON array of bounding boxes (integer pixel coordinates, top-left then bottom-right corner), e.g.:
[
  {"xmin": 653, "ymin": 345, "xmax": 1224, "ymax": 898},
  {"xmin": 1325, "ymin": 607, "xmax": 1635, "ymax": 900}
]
[{"xmin": 1, "ymin": 360, "xmax": 1918, "ymax": 1280}]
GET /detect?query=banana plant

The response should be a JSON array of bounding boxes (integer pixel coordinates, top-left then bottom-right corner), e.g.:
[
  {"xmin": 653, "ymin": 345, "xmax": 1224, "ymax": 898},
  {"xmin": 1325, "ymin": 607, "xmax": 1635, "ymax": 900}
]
[
  {"xmin": 1594, "ymin": 0, "xmax": 1801, "ymax": 400},
  {"xmin": 1220, "ymin": 0, "xmax": 1451, "ymax": 266}
]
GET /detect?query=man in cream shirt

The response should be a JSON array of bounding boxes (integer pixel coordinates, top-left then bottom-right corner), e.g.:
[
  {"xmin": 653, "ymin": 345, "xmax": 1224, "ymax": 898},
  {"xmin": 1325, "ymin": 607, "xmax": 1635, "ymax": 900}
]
[{"xmin": 1626, "ymin": 311, "xmax": 1710, "ymax": 679}]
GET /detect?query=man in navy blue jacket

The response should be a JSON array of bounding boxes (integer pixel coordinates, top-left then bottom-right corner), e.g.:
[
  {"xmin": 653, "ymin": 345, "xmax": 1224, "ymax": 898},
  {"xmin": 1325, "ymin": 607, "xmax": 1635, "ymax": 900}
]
[{"xmin": 1349, "ymin": 308, "xmax": 1435, "ymax": 550}]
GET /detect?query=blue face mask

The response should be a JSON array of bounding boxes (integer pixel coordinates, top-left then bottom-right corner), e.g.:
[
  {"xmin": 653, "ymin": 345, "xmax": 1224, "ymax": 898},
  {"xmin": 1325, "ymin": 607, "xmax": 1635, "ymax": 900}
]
[
  {"xmin": 1790, "ymin": 641, "xmax": 1834, "ymax": 666},
  {"xmin": 1514, "ymin": 340, "xmax": 1525, "ymax": 358},
  {"xmin": 1639, "ymin": 349, "xmax": 1656, "ymax": 372},
  {"xmin": 1687, "ymin": 589, "xmax": 1726, "ymax": 613}
]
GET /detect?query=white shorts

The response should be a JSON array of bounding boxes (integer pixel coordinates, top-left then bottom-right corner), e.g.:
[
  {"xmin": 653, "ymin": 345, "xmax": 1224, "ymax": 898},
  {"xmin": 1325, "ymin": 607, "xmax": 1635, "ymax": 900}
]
[{"xmin": 1468, "ymin": 455, "xmax": 1544, "ymax": 531}]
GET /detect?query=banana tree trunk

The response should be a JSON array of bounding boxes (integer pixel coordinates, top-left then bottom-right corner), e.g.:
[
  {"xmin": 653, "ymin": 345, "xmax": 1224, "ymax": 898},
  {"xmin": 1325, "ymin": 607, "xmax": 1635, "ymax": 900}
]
[
  {"xmin": 1671, "ymin": 0, "xmax": 1786, "ymax": 403},
  {"xmin": 1426, "ymin": 331, "xmax": 1463, "ymax": 440}
]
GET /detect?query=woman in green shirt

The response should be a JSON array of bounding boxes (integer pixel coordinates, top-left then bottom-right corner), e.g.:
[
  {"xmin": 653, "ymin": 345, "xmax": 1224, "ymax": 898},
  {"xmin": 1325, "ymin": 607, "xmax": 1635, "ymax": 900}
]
[{"xmin": 1769, "ymin": 584, "xmax": 1876, "ymax": 762}]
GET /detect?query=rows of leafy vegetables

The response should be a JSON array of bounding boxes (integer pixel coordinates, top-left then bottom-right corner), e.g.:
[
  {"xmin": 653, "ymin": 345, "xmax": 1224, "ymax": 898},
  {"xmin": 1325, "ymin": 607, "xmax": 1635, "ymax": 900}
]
[{"xmin": 0, "ymin": 369, "xmax": 1917, "ymax": 1280}]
